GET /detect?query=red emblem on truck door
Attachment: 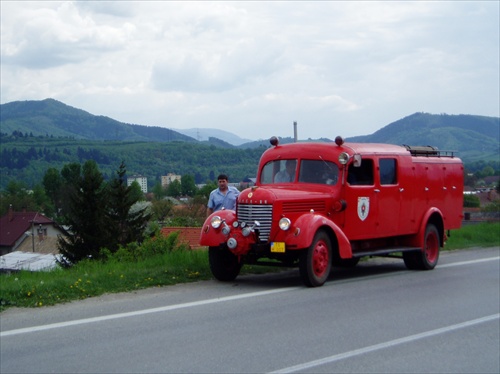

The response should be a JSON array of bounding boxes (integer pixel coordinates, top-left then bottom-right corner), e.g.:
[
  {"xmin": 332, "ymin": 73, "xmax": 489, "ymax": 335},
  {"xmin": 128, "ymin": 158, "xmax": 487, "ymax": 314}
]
[{"xmin": 357, "ymin": 197, "xmax": 370, "ymax": 221}]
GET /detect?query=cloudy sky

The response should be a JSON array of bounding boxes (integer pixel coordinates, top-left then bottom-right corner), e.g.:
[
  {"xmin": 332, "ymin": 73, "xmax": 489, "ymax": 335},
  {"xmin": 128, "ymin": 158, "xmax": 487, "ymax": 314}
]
[{"xmin": 1, "ymin": 1, "xmax": 499, "ymax": 141}]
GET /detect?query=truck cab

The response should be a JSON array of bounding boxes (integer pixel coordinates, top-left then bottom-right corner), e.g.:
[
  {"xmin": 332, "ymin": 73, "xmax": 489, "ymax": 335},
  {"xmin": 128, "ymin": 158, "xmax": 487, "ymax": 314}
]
[{"xmin": 200, "ymin": 136, "xmax": 464, "ymax": 287}]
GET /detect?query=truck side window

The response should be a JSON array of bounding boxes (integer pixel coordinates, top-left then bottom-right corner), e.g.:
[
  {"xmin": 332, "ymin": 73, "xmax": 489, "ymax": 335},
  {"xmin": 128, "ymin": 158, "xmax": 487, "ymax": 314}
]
[
  {"xmin": 348, "ymin": 159, "xmax": 374, "ymax": 185},
  {"xmin": 299, "ymin": 160, "xmax": 339, "ymax": 185},
  {"xmin": 379, "ymin": 158, "xmax": 397, "ymax": 185}
]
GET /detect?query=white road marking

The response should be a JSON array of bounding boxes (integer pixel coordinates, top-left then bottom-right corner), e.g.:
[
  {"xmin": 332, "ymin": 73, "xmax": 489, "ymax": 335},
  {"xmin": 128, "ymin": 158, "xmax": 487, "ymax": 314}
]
[
  {"xmin": 269, "ymin": 314, "xmax": 500, "ymax": 374},
  {"xmin": 438, "ymin": 256, "xmax": 499, "ymax": 268},
  {"xmin": 1, "ymin": 256, "xmax": 498, "ymax": 338},
  {"xmin": 0, "ymin": 287, "xmax": 300, "ymax": 337}
]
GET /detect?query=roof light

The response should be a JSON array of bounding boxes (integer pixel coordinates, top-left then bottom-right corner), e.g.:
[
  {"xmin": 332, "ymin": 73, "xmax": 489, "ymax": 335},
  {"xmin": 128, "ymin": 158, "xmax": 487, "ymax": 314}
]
[{"xmin": 339, "ymin": 152, "xmax": 350, "ymax": 165}]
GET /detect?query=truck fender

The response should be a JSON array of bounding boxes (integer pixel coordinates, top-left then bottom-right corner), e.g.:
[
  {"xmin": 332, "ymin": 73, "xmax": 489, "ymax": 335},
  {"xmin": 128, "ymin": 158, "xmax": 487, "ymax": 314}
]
[
  {"xmin": 199, "ymin": 210, "xmax": 237, "ymax": 247},
  {"xmin": 285, "ymin": 214, "xmax": 352, "ymax": 259},
  {"xmin": 409, "ymin": 207, "xmax": 444, "ymax": 248}
]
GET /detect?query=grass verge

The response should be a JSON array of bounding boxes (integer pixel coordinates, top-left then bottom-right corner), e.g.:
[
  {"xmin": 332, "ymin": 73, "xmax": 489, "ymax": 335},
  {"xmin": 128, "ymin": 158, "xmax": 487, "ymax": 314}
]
[
  {"xmin": 445, "ymin": 222, "xmax": 500, "ymax": 250},
  {"xmin": 1, "ymin": 222, "xmax": 498, "ymax": 312}
]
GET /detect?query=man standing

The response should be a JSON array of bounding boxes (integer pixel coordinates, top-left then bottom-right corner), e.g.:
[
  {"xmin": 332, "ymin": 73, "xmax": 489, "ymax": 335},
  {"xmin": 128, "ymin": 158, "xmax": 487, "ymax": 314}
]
[{"xmin": 207, "ymin": 174, "xmax": 240, "ymax": 216}]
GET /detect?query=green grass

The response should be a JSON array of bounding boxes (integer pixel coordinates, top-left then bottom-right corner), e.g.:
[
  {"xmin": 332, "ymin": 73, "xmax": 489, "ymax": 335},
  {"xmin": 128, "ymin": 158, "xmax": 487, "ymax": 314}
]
[
  {"xmin": 445, "ymin": 222, "xmax": 500, "ymax": 250},
  {"xmin": 1, "ymin": 222, "xmax": 498, "ymax": 312}
]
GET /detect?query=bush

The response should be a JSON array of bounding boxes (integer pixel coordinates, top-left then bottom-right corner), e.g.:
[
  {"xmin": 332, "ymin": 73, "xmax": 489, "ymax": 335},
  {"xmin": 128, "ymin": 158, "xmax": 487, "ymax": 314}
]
[
  {"xmin": 99, "ymin": 232, "xmax": 189, "ymax": 263},
  {"xmin": 481, "ymin": 200, "xmax": 500, "ymax": 213},
  {"xmin": 463, "ymin": 194, "xmax": 480, "ymax": 208}
]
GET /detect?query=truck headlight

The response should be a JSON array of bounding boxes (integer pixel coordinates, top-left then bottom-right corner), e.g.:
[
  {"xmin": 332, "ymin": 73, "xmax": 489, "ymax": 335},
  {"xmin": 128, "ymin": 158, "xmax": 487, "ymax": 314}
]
[
  {"xmin": 279, "ymin": 217, "xmax": 291, "ymax": 231},
  {"xmin": 210, "ymin": 216, "xmax": 222, "ymax": 229}
]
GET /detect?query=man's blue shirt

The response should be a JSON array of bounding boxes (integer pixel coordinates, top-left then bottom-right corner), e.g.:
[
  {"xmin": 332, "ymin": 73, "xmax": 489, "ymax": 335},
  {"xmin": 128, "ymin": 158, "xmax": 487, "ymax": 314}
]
[{"xmin": 207, "ymin": 186, "xmax": 240, "ymax": 212}]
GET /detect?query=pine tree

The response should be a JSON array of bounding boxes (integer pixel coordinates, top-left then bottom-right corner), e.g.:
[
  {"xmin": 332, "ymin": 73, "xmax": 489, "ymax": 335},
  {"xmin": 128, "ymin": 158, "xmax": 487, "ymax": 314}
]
[
  {"xmin": 57, "ymin": 160, "xmax": 110, "ymax": 265},
  {"xmin": 107, "ymin": 161, "xmax": 151, "ymax": 249}
]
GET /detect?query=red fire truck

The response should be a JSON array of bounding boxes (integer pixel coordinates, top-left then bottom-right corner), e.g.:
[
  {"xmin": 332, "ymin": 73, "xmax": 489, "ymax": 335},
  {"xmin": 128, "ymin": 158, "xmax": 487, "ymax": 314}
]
[{"xmin": 200, "ymin": 136, "xmax": 464, "ymax": 287}]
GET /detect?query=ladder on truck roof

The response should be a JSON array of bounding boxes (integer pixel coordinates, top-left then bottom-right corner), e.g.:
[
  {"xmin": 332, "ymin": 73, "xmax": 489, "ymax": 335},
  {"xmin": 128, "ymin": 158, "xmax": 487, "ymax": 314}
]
[{"xmin": 403, "ymin": 145, "xmax": 458, "ymax": 158}]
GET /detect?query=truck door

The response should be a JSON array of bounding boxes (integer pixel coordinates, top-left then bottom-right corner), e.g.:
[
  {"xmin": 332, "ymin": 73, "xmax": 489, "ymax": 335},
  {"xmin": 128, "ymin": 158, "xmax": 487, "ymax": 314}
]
[
  {"xmin": 376, "ymin": 158, "xmax": 402, "ymax": 237},
  {"xmin": 343, "ymin": 158, "xmax": 379, "ymax": 240}
]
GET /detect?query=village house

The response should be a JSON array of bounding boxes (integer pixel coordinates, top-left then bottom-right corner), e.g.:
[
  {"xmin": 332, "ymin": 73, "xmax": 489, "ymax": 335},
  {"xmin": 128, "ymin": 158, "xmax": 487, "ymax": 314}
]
[{"xmin": 0, "ymin": 206, "xmax": 64, "ymax": 255}]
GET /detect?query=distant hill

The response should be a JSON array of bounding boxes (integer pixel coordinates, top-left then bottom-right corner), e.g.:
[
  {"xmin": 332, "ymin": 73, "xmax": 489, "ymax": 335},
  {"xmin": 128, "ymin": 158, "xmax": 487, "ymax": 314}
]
[
  {"xmin": 345, "ymin": 112, "xmax": 499, "ymax": 163},
  {"xmin": 172, "ymin": 128, "xmax": 252, "ymax": 146},
  {"xmin": 0, "ymin": 98, "xmax": 499, "ymax": 192},
  {"xmin": 1, "ymin": 99, "xmax": 498, "ymax": 162},
  {"xmin": 0, "ymin": 98, "xmax": 197, "ymax": 143}
]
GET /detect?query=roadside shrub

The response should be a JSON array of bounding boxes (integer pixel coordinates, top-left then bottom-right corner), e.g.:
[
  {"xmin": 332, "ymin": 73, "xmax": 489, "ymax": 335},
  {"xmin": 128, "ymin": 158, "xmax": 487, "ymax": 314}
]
[
  {"xmin": 481, "ymin": 200, "xmax": 500, "ymax": 213},
  {"xmin": 463, "ymin": 194, "xmax": 480, "ymax": 208},
  {"xmin": 99, "ymin": 231, "xmax": 192, "ymax": 263}
]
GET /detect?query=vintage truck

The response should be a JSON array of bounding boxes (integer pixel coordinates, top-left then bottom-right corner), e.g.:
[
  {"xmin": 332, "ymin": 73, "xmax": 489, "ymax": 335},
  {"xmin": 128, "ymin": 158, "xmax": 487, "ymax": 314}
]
[{"xmin": 200, "ymin": 136, "xmax": 464, "ymax": 287}]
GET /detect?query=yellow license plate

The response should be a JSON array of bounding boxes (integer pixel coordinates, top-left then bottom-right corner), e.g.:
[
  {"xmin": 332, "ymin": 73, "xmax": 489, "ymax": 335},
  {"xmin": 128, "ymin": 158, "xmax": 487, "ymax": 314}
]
[{"xmin": 271, "ymin": 242, "xmax": 285, "ymax": 253}]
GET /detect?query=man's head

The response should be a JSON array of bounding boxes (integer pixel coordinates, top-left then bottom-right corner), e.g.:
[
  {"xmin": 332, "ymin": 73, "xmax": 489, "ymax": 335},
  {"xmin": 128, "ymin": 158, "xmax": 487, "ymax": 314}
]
[
  {"xmin": 217, "ymin": 174, "xmax": 229, "ymax": 191},
  {"xmin": 285, "ymin": 160, "xmax": 296, "ymax": 174}
]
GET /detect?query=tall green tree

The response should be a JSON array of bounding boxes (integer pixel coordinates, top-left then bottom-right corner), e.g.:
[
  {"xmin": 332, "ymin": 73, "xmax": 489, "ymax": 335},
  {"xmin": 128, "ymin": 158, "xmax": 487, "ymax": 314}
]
[
  {"xmin": 196, "ymin": 181, "xmax": 217, "ymax": 199},
  {"xmin": 57, "ymin": 160, "xmax": 110, "ymax": 265},
  {"xmin": 150, "ymin": 198, "xmax": 174, "ymax": 221},
  {"xmin": 107, "ymin": 161, "xmax": 151, "ymax": 249},
  {"xmin": 0, "ymin": 180, "xmax": 37, "ymax": 214},
  {"xmin": 166, "ymin": 179, "xmax": 182, "ymax": 197},
  {"xmin": 42, "ymin": 167, "xmax": 62, "ymax": 204},
  {"xmin": 152, "ymin": 181, "xmax": 167, "ymax": 200},
  {"xmin": 32, "ymin": 184, "xmax": 55, "ymax": 217},
  {"xmin": 181, "ymin": 174, "xmax": 197, "ymax": 196},
  {"xmin": 128, "ymin": 181, "xmax": 145, "ymax": 202}
]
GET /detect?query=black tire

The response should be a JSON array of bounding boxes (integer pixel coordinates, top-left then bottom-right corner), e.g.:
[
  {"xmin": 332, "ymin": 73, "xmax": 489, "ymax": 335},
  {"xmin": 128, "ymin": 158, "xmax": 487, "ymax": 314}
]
[
  {"xmin": 208, "ymin": 246, "xmax": 242, "ymax": 281},
  {"xmin": 299, "ymin": 230, "xmax": 332, "ymax": 287},
  {"xmin": 403, "ymin": 224, "xmax": 440, "ymax": 270}
]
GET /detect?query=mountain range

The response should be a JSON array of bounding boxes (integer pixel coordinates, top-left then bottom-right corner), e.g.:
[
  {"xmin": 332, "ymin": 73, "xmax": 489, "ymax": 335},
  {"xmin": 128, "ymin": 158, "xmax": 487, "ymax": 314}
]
[{"xmin": 1, "ymin": 98, "xmax": 499, "ymax": 163}]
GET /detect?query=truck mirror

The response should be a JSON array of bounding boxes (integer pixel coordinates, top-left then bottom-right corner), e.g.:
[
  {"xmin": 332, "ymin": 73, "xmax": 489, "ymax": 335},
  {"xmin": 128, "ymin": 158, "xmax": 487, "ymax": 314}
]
[{"xmin": 353, "ymin": 154, "xmax": 362, "ymax": 167}]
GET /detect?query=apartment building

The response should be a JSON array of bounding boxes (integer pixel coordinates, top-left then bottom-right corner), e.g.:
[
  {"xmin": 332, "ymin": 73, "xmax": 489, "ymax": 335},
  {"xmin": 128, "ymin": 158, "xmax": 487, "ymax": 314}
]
[{"xmin": 127, "ymin": 175, "xmax": 148, "ymax": 193}]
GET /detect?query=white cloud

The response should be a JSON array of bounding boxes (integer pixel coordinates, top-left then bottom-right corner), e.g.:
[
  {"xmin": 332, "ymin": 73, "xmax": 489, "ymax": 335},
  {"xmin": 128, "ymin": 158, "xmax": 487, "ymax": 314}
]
[{"xmin": 1, "ymin": 1, "xmax": 498, "ymax": 140}]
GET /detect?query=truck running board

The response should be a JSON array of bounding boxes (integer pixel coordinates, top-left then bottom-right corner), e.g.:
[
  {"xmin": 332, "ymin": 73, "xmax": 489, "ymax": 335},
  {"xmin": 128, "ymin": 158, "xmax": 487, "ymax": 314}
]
[{"xmin": 352, "ymin": 247, "xmax": 422, "ymax": 258}]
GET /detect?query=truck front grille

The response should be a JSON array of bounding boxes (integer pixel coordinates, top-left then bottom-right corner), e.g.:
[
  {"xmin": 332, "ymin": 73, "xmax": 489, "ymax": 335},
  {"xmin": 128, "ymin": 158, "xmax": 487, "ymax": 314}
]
[{"xmin": 237, "ymin": 204, "xmax": 273, "ymax": 242}]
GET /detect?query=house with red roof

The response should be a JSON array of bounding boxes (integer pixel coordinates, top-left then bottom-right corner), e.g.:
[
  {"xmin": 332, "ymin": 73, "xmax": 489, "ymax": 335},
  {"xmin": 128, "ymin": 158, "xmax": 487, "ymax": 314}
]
[{"xmin": 0, "ymin": 206, "xmax": 64, "ymax": 255}]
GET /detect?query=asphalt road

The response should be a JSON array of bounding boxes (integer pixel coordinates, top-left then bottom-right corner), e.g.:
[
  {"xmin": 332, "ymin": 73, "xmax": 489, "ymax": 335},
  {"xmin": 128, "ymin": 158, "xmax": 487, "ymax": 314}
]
[{"xmin": 1, "ymin": 247, "xmax": 499, "ymax": 374}]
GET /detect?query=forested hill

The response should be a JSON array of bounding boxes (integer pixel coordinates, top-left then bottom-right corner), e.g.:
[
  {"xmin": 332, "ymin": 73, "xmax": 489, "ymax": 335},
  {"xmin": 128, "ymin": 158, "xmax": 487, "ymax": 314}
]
[
  {"xmin": 0, "ymin": 98, "xmax": 197, "ymax": 143},
  {"xmin": 345, "ymin": 112, "xmax": 499, "ymax": 161},
  {"xmin": 1, "ymin": 99, "xmax": 498, "ymax": 159},
  {"xmin": 0, "ymin": 99, "xmax": 498, "ymax": 191}
]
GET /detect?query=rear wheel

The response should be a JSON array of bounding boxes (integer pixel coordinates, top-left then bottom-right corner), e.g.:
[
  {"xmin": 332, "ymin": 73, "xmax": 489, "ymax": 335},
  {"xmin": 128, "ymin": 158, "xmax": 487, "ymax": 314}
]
[
  {"xmin": 299, "ymin": 230, "xmax": 332, "ymax": 287},
  {"xmin": 208, "ymin": 246, "xmax": 242, "ymax": 281},
  {"xmin": 403, "ymin": 224, "xmax": 440, "ymax": 270}
]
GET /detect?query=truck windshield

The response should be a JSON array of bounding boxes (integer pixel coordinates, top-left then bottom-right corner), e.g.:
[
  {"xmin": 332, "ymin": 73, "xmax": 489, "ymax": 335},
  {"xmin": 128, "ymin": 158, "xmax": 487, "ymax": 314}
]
[{"xmin": 260, "ymin": 159, "xmax": 339, "ymax": 185}]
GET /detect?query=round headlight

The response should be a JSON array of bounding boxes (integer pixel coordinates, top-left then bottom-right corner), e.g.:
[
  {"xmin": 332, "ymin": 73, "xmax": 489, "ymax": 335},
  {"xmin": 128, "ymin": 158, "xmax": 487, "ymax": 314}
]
[
  {"xmin": 210, "ymin": 216, "xmax": 222, "ymax": 229},
  {"xmin": 339, "ymin": 152, "xmax": 350, "ymax": 165},
  {"xmin": 279, "ymin": 217, "xmax": 291, "ymax": 231}
]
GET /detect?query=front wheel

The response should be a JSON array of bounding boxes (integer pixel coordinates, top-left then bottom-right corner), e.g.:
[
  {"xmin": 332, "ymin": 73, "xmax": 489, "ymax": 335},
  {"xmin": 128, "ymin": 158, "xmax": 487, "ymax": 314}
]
[
  {"xmin": 299, "ymin": 230, "xmax": 332, "ymax": 287},
  {"xmin": 403, "ymin": 224, "xmax": 440, "ymax": 270},
  {"xmin": 208, "ymin": 246, "xmax": 242, "ymax": 281}
]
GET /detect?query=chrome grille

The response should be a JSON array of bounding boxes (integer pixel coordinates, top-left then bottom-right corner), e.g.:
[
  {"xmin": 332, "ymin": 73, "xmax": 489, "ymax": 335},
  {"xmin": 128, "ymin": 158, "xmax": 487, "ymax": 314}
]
[{"xmin": 237, "ymin": 204, "xmax": 273, "ymax": 241}]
